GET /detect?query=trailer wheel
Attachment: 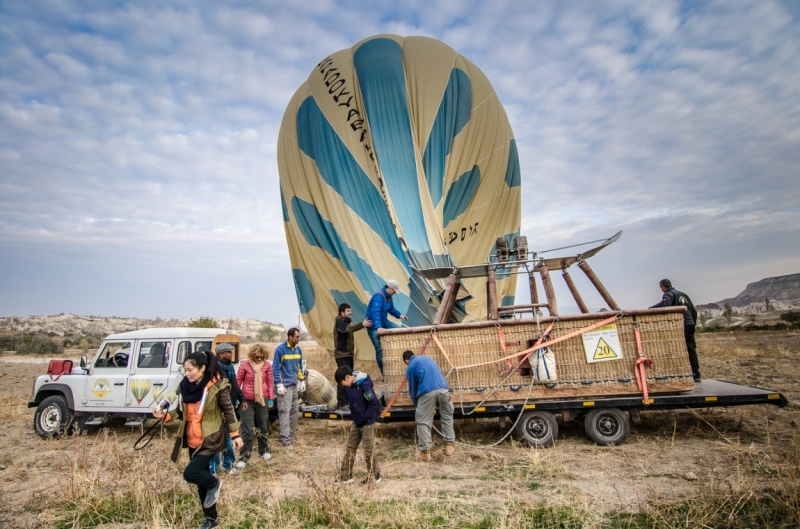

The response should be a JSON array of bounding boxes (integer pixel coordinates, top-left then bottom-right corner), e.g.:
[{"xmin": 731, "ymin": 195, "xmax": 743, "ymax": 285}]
[
  {"xmin": 584, "ymin": 408, "xmax": 629, "ymax": 446},
  {"xmin": 516, "ymin": 410, "xmax": 558, "ymax": 447},
  {"xmin": 34, "ymin": 395, "xmax": 75, "ymax": 439}
]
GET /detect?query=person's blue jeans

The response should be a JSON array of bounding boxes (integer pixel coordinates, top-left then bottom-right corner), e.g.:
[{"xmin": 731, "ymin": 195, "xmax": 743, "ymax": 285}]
[
  {"xmin": 209, "ymin": 431, "xmax": 235, "ymax": 473},
  {"xmin": 367, "ymin": 327, "xmax": 383, "ymax": 374}
]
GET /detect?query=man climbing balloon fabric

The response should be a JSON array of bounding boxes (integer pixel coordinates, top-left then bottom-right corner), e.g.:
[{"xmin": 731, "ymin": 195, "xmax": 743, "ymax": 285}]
[
  {"xmin": 650, "ymin": 279, "xmax": 701, "ymax": 380},
  {"xmin": 366, "ymin": 279, "xmax": 408, "ymax": 376}
]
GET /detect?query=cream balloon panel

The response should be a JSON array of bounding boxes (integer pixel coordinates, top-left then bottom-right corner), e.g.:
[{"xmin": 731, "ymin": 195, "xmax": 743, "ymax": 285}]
[{"xmin": 278, "ymin": 35, "xmax": 522, "ymax": 343}]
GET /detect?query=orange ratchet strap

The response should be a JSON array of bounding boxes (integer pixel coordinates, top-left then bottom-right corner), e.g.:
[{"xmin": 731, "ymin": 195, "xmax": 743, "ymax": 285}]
[{"xmin": 633, "ymin": 318, "xmax": 654, "ymax": 405}]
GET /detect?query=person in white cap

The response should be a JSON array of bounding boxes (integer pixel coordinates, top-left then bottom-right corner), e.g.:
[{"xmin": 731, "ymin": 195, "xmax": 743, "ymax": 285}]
[{"xmin": 365, "ymin": 279, "xmax": 408, "ymax": 376}]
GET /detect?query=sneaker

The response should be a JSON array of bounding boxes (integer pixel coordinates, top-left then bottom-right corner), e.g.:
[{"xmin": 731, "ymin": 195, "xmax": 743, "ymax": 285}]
[
  {"xmin": 227, "ymin": 468, "xmax": 241, "ymax": 475},
  {"xmin": 338, "ymin": 405, "xmax": 350, "ymax": 412},
  {"xmin": 361, "ymin": 473, "xmax": 382, "ymax": 485},
  {"xmin": 444, "ymin": 442, "xmax": 455, "ymax": 456},
  {"xmin": 235, "ymin": 459, "xmax": 247, "ymax": 469},
  {"xmin": 262, "ymin": 452, "xmax": 273, "ymax": 461},
  {"xmin": 334, "ymin": 476, "xmax": 354, "ymax": 485},
  {"xmin": 202, "ymin": 479, "xmax": 222, "ymax": 509},
  {"xmin": 693, "ymin": 372, "xmax": 702, "ymax": 382},
  {"xmin": 198, "ymin": 519, "xmax": 219, "ymax": 529},
  {"xmin": 282, "ymin": 443, "xmax": 293, "ymax": 452},
  {"xmin": 415, "ymin": 449, "xmax": 431, "ymax": 462}
]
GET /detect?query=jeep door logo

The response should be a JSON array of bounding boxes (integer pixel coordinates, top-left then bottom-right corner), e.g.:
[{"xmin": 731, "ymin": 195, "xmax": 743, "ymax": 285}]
[{"xmin": 92, "ymin": 378, "xmax": 111, "ymax": 398}]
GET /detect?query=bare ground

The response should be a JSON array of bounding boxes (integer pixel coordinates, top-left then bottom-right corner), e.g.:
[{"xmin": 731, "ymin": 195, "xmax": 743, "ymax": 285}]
[{"xmin": 1, "ymin": 332, "xmax": 798, "ymax": 528}]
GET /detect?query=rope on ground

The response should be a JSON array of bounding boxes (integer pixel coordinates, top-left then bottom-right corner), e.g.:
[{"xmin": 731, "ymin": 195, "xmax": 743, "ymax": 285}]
[{"xmin": 431, "ymin": 373, "xmax": 538, "ymax": 450}]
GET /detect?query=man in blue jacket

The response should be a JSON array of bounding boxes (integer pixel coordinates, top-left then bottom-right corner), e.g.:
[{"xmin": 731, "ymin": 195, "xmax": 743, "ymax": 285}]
[
  {"xmin": 272, "ymin": 327, "xmax": 305, "ymax": 449},
  {"xmin": 366, "ymin": 279, "xmax": 408, "ymax": 376},
  {"xmin": 334, "ymin": 365, "xmax": 381, "ymax": 484},
  {"xmin": 403, "ymin": 350, "xmax": 455, "ymax": 461}
]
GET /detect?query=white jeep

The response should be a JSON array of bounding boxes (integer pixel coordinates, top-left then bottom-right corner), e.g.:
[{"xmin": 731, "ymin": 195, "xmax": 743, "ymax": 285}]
[{"xmin": 29, "ymin": 327, "xmax": 241, "ymax": 438}]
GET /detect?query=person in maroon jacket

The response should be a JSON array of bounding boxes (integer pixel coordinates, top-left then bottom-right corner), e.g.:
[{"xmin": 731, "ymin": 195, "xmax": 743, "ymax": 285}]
[{"xmin": 234, "ymin": 343, "xmax": 276, "ymax": 468}]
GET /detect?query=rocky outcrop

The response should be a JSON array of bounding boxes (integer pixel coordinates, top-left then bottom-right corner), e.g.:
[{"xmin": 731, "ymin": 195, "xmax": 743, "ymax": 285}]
[
  {"xmin": 725, "ymin": 274, "xmax": 800, "ymax": 306},
  {"xmin": 0, "ymin": 314, "xmax": 285, "ymax": 338},
  {"xmin": 697, "ymin": 273, "xmax": 800, "ymax": 320}
]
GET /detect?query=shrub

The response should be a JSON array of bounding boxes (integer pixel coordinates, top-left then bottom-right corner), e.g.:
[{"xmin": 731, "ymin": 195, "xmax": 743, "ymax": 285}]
[
  {"xmin": 780, "ymin": 310, "xmax": 800, "ymax": 329},
  {"xmin": 257, "ymin": 325, "xmax": 280, "ymax": 342},
  {"xmin": 187, "ymin": 317, "xmax": 219, "ymax": 328},
  {"xmin": 17, "ymin": 335, "xmax": 64, "ymax": 355}
]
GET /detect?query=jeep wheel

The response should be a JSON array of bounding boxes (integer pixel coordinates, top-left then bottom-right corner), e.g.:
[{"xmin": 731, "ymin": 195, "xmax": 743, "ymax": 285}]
[{"xmin": 34, "ymin": 395, "xmax": 75, "ymax": 439}]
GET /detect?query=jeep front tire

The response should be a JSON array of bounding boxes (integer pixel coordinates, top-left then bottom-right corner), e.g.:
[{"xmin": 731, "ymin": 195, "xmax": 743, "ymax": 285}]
[{"xmin": 34, "ymin": 395, "xmax": 75, "ymax": 439}]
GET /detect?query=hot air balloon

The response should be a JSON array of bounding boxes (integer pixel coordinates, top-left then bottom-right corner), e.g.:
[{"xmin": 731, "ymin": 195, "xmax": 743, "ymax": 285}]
[
  {"xmin": 130, "ymin": 378, "xmax": 152, "ymax": 404},
  {"xmin": 278, "ymin": 35, "xmax": 521, "ymax": 359}
]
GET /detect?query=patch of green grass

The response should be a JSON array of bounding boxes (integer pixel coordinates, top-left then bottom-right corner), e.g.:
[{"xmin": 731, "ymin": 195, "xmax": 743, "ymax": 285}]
[{"xmin": 51, "ymin": 481, "xmax": 800, "ymax": 529}]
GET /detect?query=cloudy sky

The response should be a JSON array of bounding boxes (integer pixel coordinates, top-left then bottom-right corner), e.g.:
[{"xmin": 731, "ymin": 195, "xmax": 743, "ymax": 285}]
[{"xmin": 1, "ymin": 0, "xmax": 798, "ymax": 327}]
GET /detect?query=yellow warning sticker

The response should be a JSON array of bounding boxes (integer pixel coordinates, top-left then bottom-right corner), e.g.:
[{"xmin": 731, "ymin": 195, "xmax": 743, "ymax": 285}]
[
  {"xmin": 582, "ymin": 324, "xmax": 623, "ymax": 363},
  {"xmin": 593, "ymin": 338, "xmax": 619, "ymax": 360}
]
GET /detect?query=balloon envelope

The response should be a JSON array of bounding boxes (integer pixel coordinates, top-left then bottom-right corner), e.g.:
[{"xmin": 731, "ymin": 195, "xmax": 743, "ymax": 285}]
[{"xmin": 278, "ymin": 35, "xmax": 521, "ymax": 358}]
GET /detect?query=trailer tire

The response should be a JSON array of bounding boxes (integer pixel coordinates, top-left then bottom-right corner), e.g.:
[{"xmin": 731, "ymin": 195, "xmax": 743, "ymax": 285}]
[
  {"xmin": 516, "ymin": 410, "xmax": 558, "ymax": 447},
  {"xmin": 34, "ymin": 395, "xmax": 75, "ymax": 439},
  {"xmin": 584, "ymin": 408, "xmax": 629, "ymax": 446}
]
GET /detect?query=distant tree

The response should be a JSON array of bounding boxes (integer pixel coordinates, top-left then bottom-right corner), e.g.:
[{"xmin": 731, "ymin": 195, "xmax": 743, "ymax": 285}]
[
  {"xmin": 17, "ymin": 335, "xmax": 63, "ymax": 355},
  {"xmin": 723, "ymin": 302, "xmax": 733, "ymax": 330},
  {"xmin": 749, "ymin": 314, "xmax": 757, "ymax": 326},
  {"xmin": 780, "ymin": 310, "xmax": 800, "ymax": 329},
  {"xmin": 257, "ymin": 325, "xmax": 280, "ymax": 342},
  {"xmin": 187, "ymin": 317, "xmax": 219, "ymax": 328},
  {"xmin": 698, "ymin": 313, "xmax": 707, "ymax": 328}
]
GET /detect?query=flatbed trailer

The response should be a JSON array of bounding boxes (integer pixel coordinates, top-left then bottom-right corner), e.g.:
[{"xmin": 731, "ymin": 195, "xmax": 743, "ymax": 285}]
[{"xmin": 300, "ymin": 379, "xmax": 789, "ymax": 446}]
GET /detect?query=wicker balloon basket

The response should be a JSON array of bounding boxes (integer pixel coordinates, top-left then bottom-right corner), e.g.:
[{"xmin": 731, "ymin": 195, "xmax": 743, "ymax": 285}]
[{"xmin": 378, "ymin": 308, "xmax": 694, "ymax": 407}]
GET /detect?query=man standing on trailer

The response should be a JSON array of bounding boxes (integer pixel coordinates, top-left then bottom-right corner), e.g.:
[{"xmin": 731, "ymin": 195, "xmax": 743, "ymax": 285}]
[
  {"xmin": 366, "ymin": 279, "xmax": 408, "ymax": 377},
  {"xmin": 402, "ymin": 350, "xmax": 455, "ymax": 461},
  {"xmin": 650, "ymin": 279, "xmax": 701, "ymax": 381},
  {"xmin": 333, "ymin": 303, "xmax": 372, "ymax": 410}
]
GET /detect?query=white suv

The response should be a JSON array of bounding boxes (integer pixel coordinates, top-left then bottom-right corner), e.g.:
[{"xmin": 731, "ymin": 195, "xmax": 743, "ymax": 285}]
[{"xmin": 29, "ymin": 327, "xmax": 240, "ymax": 438}]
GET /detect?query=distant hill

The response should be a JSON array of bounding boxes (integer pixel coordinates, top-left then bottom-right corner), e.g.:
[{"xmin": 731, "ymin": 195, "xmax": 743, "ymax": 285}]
[
  {"xmin": 0, "ymin": 313, "xmax": 285, "ymax": 338},
  {"xmin": 696, "ymin": 273, "xmax": 800, "ymax": 326}
]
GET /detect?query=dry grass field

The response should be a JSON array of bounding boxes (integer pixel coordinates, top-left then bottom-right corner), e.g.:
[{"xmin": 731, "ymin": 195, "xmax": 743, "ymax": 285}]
[{"xmin": 0, "ymin": 332, "xmax": 798, "ymax": 528}]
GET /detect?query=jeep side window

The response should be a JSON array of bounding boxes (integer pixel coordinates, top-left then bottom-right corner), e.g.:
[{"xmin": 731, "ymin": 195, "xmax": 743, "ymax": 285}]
[
  {"xmin": 95, "ymin": 342, "xmax": 131, "ymax": 368},
  {"xmin": 195, "ymin": 341, "xmax": 212, "ymax": 354},
  {"xmin": 176, "ymin": 341, "xmax": 191, "ymax": 364},
  {"xmin": 138, "ymin": 341, "xmax": 169, "ymax": 369}
]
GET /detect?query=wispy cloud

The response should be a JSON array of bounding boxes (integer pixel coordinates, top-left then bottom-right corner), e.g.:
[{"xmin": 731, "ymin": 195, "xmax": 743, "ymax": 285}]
[{"xmin": 1, "ymin": 0, "xmax": 798, "ymax": 322}]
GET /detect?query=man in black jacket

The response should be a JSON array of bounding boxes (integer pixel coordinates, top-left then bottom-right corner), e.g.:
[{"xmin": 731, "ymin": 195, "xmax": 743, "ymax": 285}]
[
  {"xmin": 333, "ymin": 303, "xmax": 372, "ymax": 409},
  {"xmin": 650, "ymin": 279, "xmax": 701, "ymax": 380}
]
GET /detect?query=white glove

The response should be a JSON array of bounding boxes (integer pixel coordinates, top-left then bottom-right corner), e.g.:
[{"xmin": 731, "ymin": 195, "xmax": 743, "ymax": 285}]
[
  {"xmin": 298, "ymin": 380, "xmax": 306, "ymax": 393},
  {"xmin": 276, "ymin": 383, "xmax": 286, "ymax": 396}
]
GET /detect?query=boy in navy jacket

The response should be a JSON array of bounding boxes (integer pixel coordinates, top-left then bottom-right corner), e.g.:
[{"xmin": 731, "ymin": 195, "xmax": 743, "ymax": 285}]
[{"xmin": 334, "ymin": 366, "xmax": 381, "ymax": 484}]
